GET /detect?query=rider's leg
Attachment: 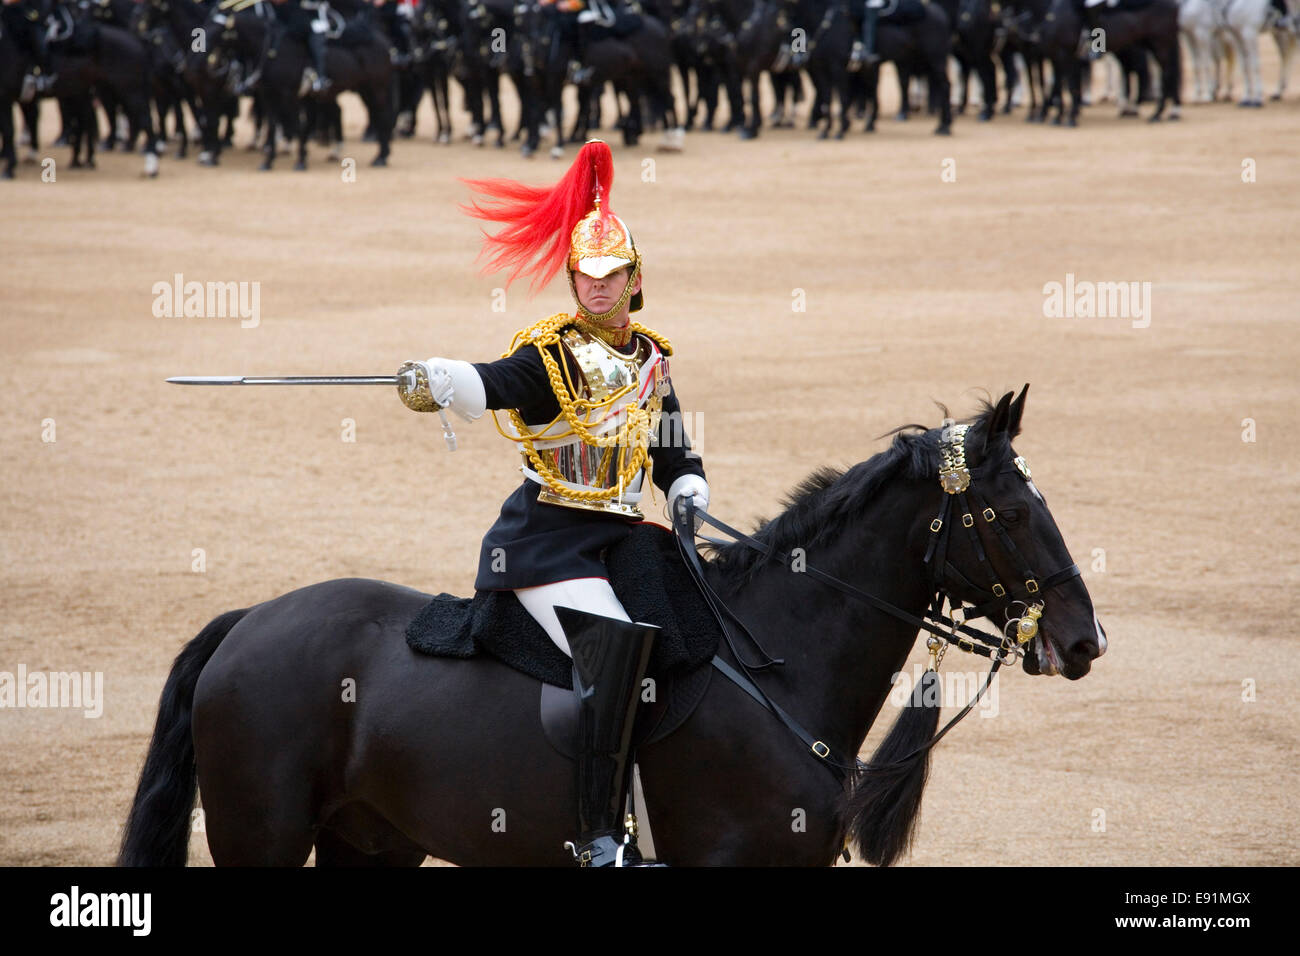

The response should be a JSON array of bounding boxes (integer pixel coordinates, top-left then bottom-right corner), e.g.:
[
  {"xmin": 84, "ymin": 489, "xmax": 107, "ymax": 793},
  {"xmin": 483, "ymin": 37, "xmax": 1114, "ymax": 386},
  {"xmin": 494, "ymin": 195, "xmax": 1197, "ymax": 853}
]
[
  {"xmin": 861, "ymin": 0, "xmax": 883, "ymax": 66},
  {"xmin": 514, "ymin": 577, "xmax": 630, "ymax": 657},
  {"xmin": 514, "ymin": 578, "xmax": 656, "ymax": 867},
  {"xmin": 309, "ymin": 17, "xmax": 332, "ymax": 91}
]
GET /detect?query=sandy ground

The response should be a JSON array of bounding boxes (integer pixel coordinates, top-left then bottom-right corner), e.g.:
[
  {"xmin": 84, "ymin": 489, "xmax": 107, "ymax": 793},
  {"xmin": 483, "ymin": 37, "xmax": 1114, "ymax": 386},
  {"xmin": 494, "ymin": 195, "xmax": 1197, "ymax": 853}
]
[{"xmin": 2, "ymin": 49, "xmax": 1298, "ymax": 867}]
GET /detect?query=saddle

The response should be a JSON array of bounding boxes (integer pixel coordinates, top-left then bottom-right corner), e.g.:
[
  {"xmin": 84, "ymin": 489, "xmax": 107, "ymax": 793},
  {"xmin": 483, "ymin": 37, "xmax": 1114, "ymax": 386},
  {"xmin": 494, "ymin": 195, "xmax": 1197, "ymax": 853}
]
[{"xmin": 405, "ymin": 523, "xmax": 721, "ymax": 754}]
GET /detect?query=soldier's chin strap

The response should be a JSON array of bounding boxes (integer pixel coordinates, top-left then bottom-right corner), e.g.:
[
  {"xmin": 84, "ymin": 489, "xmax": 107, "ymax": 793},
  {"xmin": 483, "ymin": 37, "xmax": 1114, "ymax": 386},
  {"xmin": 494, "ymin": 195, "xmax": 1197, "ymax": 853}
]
[{"xmin": 567, "ymin": 253, "xmax": 641, "ymax": 326}]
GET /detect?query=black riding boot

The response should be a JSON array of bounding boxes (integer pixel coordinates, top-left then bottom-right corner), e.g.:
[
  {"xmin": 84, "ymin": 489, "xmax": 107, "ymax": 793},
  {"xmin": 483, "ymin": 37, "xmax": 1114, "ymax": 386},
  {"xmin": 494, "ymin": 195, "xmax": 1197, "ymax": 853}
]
[
  {"xmin": 309, "ymin": 30, "xmax": 332, "ymax": 91},
  {"xmin": 556, "ymin": 606, "xmax": 657, "ymax": 867},
  {"xmin": 860, "ymin": 5, "xmax": 881, "ymax": 66}
]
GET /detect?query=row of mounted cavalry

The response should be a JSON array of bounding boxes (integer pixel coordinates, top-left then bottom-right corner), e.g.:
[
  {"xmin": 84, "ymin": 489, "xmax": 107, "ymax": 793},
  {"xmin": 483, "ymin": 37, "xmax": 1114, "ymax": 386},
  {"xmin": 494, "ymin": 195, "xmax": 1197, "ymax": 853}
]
[{"xmin": 2, "ymin": 0, "xmax": 1296, "ymax": 177}]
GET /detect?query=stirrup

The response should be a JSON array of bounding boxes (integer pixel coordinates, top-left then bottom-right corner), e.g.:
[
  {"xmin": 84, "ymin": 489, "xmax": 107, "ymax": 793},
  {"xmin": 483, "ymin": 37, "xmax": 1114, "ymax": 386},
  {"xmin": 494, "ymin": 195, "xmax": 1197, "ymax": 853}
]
[{"xmin": 564, "ymin": 833, "xmax": 625, "ymax": 867}]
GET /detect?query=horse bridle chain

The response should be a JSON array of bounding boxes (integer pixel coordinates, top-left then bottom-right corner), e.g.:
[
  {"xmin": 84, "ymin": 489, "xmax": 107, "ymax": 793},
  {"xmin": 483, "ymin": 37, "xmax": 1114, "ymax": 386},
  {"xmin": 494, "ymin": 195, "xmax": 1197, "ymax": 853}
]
[{"xmin": 673, "ymin": 421, "xmax": 1083, "ymax": 782}]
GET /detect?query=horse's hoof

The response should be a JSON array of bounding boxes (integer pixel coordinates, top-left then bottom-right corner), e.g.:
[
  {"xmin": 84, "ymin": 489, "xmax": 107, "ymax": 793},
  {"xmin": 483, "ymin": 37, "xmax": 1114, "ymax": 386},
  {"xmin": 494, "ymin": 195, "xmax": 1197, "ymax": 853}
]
[
  {"xmin": 1148, "ymin": 114, "xmax": 1161, "ymax": 123},
  {"xmin": 70, "ymin": 159, "xmax": 82, "ymax": 169},
  {"xmin": 550, "ymin": 146, "xmax": 564, "ymax": 159},
  {"xmin": 144, "ymin": 154, "xmax": 160, "ymax": 178},
  {"xmin": 978, "ymin": 109, "xmax": 993, "ymax": 122},
  {"xmin": 438, "ymin": 132, "xmax": 450, "ymax": 145},
  {"xmin": 934, "ymin": 126, "xmax": 951, "ymax": 136},
  {"xmin": 1051, "ymin": 115, "xmax": 1062, "ymax": 126},
  {"xmin": 817, "ymin": 128, "xmax": 828, "ymax": 140},
  {"xmin": 293, "ymin": 160, "xmax": 307, "ymax": 171},
  {"xmin": 738, "ymin": 128, "xmax": 757, "ymax": 140},
  {"xmin": 259, "ymin": 162, "xmax": 272, "ymax": 171},
  {"xmin": 1, "ymin": 168, "xmax": 13, "ymax": 180},
  {"xmin": 371, "ymin": 156, "xmax": 387, "ymax": 167},
  {"xmin": 1066, "ymin": 116, "xmax": 1077, "ymax": 127}
]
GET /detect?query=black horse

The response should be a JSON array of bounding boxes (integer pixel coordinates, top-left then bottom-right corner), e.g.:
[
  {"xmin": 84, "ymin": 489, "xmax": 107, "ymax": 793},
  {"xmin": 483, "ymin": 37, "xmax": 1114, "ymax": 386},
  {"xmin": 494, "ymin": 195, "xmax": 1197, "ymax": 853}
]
[
  {"xmin": 1041, "ymin": 0, "xmax": 1180, "ymax": 125},
  {"xmin": 119, "ymin": 389, "xmax": 1105, "ymax": 867},
  {"xmin": 937, "ymin": 0, "xmax": 999, "ymax": 121},
  {"xmin": 851, "ymin": 0, "xmax": 954, "ymax": 135},
  {"xmin": 999, "ymin": 0, "xmax": 1052, "ymax": 120},
  {"xmin": 46, "ymin": 13, "xmax": 162, "ymax": 174},
  {"xmin": 0, "ymin": 0, "xmax": 39, "ymax": 178}
]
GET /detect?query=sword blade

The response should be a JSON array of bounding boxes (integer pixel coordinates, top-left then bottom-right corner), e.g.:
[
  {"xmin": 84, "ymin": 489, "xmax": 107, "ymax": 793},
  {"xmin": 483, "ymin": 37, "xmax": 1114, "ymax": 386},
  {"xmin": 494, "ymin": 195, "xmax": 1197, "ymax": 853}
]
[{"xmin": 167, "ymin": 376, "xmax": 399, "ymax": 386}]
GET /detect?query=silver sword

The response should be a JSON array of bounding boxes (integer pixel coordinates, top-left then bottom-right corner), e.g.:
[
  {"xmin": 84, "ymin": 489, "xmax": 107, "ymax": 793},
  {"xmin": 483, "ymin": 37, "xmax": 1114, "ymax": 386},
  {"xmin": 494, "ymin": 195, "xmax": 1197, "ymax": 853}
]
[{"xmin": 166, "ymin": 374, "xmax": 459, "ymax": 451}]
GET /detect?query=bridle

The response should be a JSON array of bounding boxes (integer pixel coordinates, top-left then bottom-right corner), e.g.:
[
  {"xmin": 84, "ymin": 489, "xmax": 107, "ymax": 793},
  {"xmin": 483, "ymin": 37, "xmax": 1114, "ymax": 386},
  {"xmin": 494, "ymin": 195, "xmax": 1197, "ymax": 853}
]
[
  {"xmin": 923, "ymin": 421, "xmax": 1082, "ymax": 663},
  {"xmin": 671, "ymin": 420, "xmax": 1084, "ymax": 785}
]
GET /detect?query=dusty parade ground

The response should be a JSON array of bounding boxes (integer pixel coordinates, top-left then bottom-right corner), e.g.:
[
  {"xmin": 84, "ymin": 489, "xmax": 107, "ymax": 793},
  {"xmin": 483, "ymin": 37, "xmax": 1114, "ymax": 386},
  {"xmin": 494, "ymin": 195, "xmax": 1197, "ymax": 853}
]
[{"xmin": 2, "ymin": 51, "xmax": 1298, "ymax": 868}]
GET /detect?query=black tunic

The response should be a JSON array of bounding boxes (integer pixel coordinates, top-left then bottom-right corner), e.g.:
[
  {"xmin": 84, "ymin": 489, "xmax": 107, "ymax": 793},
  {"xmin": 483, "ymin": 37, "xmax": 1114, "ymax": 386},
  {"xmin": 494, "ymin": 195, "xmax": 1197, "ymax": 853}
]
[{"xmin": 471, "ymin": 326, "xmax": 705, "ymax": 590}]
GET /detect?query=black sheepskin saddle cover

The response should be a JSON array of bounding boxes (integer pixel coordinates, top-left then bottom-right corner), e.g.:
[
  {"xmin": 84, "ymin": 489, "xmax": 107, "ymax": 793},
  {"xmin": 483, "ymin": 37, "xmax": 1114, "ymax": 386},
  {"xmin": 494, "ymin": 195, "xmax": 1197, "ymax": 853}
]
[{"xmin": 405, "ymin": 524, "xmax": 722, "ymax": 688}]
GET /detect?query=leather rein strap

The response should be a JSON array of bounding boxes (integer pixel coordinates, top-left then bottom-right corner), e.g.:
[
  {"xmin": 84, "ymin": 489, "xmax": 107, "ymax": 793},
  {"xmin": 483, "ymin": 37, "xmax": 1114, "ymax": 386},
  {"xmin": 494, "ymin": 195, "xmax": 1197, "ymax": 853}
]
[{"xmin": 672, "ymin": 452, "xmax": 1083, "ymax": 785}]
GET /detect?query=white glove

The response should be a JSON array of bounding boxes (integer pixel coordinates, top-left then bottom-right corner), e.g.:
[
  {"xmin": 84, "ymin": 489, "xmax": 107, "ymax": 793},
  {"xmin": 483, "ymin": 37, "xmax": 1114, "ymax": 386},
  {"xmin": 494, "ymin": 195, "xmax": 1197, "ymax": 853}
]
[
  {"xmin": 667, "ymin": 475, "xmax": 710, "ymax": 532},
  {"xmin": 419, "ymin": 357, "xmax": 486, "ymax": 422},
  {"xmin": 418, "ymin": 359, "xmax": 456, "ymax": 407}
]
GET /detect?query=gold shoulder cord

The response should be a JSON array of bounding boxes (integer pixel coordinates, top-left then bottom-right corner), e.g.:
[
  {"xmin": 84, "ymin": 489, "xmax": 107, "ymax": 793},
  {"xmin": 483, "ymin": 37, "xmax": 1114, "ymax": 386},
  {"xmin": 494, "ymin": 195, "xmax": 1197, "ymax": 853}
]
[{"xmin": 491, "ymin": 313, "xmax": 672, "ymax": 505}]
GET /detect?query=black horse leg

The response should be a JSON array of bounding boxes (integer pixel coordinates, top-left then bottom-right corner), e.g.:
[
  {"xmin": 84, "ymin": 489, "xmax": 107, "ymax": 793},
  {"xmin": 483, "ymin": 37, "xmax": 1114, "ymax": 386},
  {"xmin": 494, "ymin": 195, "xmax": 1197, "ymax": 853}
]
[{"xmin": 0, "ymin": 98, "xmax": 14, "ymax": 179}]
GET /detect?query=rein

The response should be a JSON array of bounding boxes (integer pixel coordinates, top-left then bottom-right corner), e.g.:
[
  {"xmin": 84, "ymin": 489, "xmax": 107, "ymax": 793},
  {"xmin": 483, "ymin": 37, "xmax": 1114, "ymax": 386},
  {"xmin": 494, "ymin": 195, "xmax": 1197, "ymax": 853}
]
[{"xmin": 671, "ymin": 422, "xmax": 1083, "ymax": 786}]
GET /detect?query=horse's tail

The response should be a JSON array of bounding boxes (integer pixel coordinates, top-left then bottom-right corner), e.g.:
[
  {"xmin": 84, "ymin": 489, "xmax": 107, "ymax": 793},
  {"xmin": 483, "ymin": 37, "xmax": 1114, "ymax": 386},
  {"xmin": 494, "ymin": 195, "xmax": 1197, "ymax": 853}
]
[
  {"xmin": 840, "ymin": 670, "xmax": 943, "ymax": 867},
  {"xmin": 117, "ymin": 607, "xmax": 249, "ymax": 866}
]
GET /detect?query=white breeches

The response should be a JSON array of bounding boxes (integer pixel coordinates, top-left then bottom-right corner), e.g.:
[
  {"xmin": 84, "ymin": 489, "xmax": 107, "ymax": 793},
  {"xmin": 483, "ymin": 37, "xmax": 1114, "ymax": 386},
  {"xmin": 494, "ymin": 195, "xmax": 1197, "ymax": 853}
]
[{"xmin": 513, "ymin": 578, "xmax": 631, "ymax": 658}]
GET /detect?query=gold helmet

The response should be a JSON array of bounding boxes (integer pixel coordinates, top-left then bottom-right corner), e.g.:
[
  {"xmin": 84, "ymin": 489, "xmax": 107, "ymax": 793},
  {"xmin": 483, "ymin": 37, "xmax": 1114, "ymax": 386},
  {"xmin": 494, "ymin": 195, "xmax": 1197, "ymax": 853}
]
[
  {"xmin": 461, "ymin": 139, "xmax": 642, "ymax": 317},
  {"xmin": 566, "ymin": 203, "xmax": 643, "ymax": 316}
]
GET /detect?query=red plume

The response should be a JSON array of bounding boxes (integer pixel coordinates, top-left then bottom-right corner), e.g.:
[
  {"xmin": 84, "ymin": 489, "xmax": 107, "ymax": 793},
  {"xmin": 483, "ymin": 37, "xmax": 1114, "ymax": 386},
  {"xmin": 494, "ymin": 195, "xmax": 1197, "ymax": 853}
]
[{"xmin": 459, "ymin": 141, "xmax": 615, "ymax": 294}]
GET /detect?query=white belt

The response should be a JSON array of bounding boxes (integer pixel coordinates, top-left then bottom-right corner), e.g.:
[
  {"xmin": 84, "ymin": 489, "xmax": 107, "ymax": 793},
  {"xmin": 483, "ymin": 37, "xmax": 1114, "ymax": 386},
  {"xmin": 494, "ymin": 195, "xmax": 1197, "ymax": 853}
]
[{"xmin": 520, "ymin": 464, "xmax": 646, "ymax": 502}]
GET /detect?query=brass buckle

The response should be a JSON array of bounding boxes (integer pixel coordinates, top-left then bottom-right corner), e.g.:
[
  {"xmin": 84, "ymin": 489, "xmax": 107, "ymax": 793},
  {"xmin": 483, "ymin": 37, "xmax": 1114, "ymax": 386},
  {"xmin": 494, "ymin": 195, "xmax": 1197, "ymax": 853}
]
[
  {"xmin": 1025, "ymin": 578, "xmax": 1039, "ymax": 594},
  {"xmin": 962, "ymin": 513, "xmax": 974, "ymax": 528},
  {"xmin": 982, "ymin": 507, "xmax": 996, "ymax": 522},
  {"xmin": 992, "ymin": 583, "xmax": 1006, "ymax": 598},
  {"xmin": 950, "ymin": 606, "xmax": 966, "ymax": 626},
  {"xmin": 811, "ymin": 741, "xmax": 830, "ymax": 759},
  {"xmin": 930, "ymin": 518, "xmax": 943, "ymax": 533}
]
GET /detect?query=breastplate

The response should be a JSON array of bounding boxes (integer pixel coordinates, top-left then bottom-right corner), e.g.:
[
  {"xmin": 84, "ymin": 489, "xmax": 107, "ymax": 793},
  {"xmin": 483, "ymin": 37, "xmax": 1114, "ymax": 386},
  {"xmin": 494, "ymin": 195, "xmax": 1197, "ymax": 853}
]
[{"xmin": 518, "ymin": 327, "xmax": 671, "ymax": 518}]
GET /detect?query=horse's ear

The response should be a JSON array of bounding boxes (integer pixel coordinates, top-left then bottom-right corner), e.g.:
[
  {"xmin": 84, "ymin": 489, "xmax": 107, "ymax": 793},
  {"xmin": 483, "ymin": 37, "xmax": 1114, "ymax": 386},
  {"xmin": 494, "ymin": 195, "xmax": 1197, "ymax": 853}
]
[
  {"xmin": 981, "ymin": 391, "xmax": 1015, "ymax": 457},
  {"xmin": 1007, "ymin": 384, "xmax": 1029, "ymax": 440}
]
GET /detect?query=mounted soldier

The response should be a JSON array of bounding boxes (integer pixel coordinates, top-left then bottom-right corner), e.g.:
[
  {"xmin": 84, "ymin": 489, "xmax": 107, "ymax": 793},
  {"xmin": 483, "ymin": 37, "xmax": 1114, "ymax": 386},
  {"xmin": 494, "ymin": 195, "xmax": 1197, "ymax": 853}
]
[
  {"xmin": 395, "ymin": 139, "xmax": 709, "ymax": 866},
  {"xmin": 269, "ymin": 0, "xmax": 334, "ymax": 91}
]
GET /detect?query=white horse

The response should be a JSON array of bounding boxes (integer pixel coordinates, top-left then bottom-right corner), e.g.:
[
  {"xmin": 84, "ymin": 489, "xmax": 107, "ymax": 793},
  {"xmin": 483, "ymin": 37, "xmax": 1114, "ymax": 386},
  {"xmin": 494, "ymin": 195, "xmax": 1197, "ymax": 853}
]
[
  {"xmin": 1217, "ymin": 0, "xmax": 1298, "ymax": 105},
  {"xmin": 1180, "ymin": 0, "xmax": 1226, "ymax": 101}
]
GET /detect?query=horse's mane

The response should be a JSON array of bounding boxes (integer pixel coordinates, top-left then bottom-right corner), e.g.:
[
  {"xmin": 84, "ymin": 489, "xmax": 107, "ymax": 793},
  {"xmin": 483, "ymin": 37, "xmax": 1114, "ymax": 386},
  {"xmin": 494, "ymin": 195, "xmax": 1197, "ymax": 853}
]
[{"xmin": 706, "ymin": 399, "xmax": 1011, "ymax": 589}]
